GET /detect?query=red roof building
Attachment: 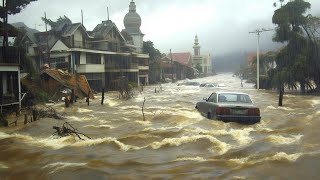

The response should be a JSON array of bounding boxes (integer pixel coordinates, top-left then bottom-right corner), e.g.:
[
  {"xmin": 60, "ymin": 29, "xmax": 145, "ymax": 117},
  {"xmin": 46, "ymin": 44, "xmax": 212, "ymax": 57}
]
[{"xmin": 169, "ymin": 52, "xmax": 192, "ymax": 67}]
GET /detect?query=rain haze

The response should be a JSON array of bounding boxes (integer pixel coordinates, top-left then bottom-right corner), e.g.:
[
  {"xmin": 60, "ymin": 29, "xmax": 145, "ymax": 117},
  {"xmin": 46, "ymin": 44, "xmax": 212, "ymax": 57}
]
[{"xmin": 8, "ymin": 0, "xmax": 320, "ymax": 56}]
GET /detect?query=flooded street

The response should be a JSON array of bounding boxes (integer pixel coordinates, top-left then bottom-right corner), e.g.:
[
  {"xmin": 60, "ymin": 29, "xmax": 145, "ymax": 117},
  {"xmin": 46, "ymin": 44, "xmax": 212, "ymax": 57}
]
[{"xmin": 1, "ymin": 73, "xmax": 320, "ymax": 179}]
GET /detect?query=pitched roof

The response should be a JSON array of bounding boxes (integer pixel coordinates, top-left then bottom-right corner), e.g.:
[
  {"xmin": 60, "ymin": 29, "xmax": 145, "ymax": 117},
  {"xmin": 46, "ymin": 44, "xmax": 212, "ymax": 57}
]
[
  {"xmin": 40, "ymin": 69, "xmax": 94, "ymax": 99},
  {"xmin": 91, "ymin": 20, "xmax": 126, "ymax": 41},
  {"xmin": 169, "ymin": 52, "xmax": 192, "ymax": 66},
  {"xmin": 62, "ymin": 23, "xmax": 93, "ymax": 38},
  {"xmin": 34, "ymin": 32, "xmax": 59, "ymax": 51}
]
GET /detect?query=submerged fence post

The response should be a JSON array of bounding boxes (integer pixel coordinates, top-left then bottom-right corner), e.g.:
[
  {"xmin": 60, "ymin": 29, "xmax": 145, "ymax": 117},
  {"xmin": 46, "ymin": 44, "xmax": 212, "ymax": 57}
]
[
  {"xmin": 101, "ymin": 88, "xmax": 105, "ymax": 105},
  {"xmin": 70, "ymin": 89, "xmax": 75, "ymax": 104},
  {"xmin": 86, "ymin": 91, "xmax": 90, "ymax": 106},
  {"xmin": 24, "ymin": 114, "xmax": 27, "ymax": 124},
  {"xmin": 32, "ymin": 110, "xmax": 37, "ymax": 121},
  {"xmin": 142, "ymin": 97, "xmax": 146, "ymax": 121},
  {"xmin": 65, "ymin": 97, "xmax": 70, "ymax": 108}
]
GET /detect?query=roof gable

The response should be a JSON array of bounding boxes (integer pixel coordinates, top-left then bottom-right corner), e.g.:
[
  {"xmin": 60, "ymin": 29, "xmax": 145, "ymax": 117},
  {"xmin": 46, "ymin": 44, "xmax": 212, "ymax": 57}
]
[
  {"xmin": 92, "ymin": 20, "xmax": 126, "ymax": 42},
  {"xmin": 50, "ymin": 40, "xmax": 69, "ymax": 52},
  {"xmin": 168, "ymin": 52, "xmax": 192, "ymax": 66},
  {"xmin": 62, "ymin": 23, "xmax": 92, "ymax": 38}
]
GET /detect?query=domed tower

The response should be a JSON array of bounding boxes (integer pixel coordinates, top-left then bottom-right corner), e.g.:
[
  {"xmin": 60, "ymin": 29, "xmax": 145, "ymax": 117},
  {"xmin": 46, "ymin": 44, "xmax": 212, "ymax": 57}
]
[
  {"xmin": 193, "ymin": 35, "xmax": 201, "ymax": 56},
  {"xmin": 123, "ymin": 0, "xmax": 144, "ymax": 53}
]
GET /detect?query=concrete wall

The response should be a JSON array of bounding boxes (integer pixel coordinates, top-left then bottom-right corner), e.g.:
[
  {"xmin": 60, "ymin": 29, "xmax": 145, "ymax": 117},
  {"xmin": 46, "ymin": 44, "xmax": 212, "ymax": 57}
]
[{"xmin": 132, "ymin": 35, "xmax": 143, "ymax": 53}]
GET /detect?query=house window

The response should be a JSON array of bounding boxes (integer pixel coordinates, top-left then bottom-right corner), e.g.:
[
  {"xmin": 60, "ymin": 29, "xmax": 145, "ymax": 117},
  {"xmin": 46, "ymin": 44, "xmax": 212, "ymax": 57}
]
[
  {"xmin": 50, "ymin": 57, "xmax": 66, "ymax": 69},
  {"xmin": 75, "ymin": 52, "xmax": 80, "ymax": 65},
  {"xmin": 86, "ymin": 53, "xmax": 101, "ymax": 64}
]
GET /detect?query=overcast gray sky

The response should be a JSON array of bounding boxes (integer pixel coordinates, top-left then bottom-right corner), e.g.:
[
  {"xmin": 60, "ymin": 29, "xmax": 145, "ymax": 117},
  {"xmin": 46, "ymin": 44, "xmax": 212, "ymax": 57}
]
[{"xmin": 7, "ymin": 0, "xmax": 320, "ymax": 56}]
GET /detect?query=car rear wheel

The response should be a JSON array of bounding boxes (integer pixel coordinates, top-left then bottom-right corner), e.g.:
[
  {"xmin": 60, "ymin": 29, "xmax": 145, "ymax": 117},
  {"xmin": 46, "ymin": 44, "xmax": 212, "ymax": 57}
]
[{"xmin": 207, "ymin": 112, "xmax": 212, "ymax": 119}]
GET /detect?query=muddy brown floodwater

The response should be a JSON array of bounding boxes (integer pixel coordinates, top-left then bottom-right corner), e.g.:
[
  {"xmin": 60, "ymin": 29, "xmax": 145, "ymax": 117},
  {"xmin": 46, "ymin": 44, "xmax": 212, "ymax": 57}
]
[{"xmin": 1, "ymin": 73, "xmax": 320, "ymax": 179}]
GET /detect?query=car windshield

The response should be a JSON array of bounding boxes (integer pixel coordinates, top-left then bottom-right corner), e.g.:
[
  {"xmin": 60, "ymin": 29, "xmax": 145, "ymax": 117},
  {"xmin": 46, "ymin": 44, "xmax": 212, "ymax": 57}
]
[{"xmin": 218, "ymin": 93, "xmax": 252, "ymax": 104}]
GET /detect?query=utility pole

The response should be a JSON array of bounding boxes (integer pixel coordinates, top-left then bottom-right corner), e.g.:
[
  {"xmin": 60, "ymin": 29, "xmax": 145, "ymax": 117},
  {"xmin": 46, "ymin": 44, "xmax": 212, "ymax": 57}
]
[
  {"xmin": 44, "ymin": 12, "xmax": 50, "ymax": 65},
  {"xmin": 249, "ymin": 28, "xmax": 272, "ymax": 89},
  {"xmin": 170, "ymin": 49, "xmax": 173, "ymax": 83},
  {"xmin": 81, "ymin": 10, "xmax": 84, "ymax": 25}
]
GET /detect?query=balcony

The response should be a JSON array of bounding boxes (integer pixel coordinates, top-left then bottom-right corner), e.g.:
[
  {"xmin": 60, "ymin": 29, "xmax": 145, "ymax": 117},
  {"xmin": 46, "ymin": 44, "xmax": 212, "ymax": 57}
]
[
  {"xmin": 138, "ymin": 65, "xmax": 149, "ymax": 70},
  {"xmin": 69, "ymin": 40, "xmax": 128, "ymax": 53},
  {"xmin": 105, "ymin": 63, "xmax": 138, "ymax": 70},
  {"xmin": 0, "ymin": 47, "xmax": 20, "ymax": 64}
]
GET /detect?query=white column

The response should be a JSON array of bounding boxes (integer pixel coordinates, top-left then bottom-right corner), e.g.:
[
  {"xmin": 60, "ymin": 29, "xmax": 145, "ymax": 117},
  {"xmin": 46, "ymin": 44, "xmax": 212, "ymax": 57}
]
[{"xmin": 18, "ymin": 69, "xmax": 21, "ymax": 110}]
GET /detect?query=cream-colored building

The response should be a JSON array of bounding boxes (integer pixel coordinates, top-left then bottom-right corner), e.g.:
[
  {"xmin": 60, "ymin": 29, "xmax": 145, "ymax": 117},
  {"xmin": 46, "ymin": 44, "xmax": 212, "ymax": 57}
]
[
  {"xmin": 23, "ymin": 1, "xmax": 149, "ymax": 91},
  {"xmin": 191, "ymin": 35, "xmax": 213, "ymax": 76}
]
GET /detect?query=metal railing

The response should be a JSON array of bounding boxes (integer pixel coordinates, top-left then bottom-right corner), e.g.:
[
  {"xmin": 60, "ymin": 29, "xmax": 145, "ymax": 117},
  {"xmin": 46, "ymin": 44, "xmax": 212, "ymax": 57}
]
[
  {"xmin": 69, "ymin": 40, "xmax": 128, "ymax": 53},
  {"xmin": 105, "ymin": 63, "xmax": 138, "ymax": 70}
]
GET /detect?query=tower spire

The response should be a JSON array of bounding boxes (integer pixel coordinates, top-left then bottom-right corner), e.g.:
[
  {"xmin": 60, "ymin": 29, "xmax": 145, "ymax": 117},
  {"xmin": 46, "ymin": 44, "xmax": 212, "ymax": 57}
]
[
  {"xmin": 193, "ymin": 35, "xmax": 201, "ymax": 56},
  {"xmin": 129, "ymin": 1, "xmax": 136, "ymax": 12}
]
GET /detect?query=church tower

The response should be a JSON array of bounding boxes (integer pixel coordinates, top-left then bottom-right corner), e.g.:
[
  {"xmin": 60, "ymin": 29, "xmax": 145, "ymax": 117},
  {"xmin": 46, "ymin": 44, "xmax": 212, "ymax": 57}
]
[
  {"xmin": 193, "ymin": 35, "xmax": 201, "ymax": 56},
  {"xmin": 123, "ymin": 0, "xmax": 144, "ymax": 53}
]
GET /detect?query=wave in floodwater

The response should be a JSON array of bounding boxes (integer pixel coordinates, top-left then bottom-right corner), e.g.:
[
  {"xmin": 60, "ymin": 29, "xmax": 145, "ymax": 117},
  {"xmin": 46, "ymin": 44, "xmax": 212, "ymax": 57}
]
[{"xmin": 1, "ymin": 73, "xmax": 320, "ymax": 179}]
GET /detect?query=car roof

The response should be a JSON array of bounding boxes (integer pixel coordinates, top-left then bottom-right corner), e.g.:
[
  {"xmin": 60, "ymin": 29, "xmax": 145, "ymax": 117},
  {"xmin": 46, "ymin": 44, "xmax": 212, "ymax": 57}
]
[{"xmin": 215, "ymin": 92, "xmax": 250, "ymax": 96}]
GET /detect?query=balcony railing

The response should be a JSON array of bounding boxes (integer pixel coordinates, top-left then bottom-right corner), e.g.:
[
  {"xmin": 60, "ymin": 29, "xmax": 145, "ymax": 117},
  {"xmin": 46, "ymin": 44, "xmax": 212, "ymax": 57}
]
[
  {"xmin": 69, "ymin": 40, "xmax": 128, "ymax": 53},
  {"xmin": 105, "ymin": 63, "xmax": 138, "ymax": 70},
  {"xmin": 0, "ymin": 47, "xmax": 20, "ymax": 64}
]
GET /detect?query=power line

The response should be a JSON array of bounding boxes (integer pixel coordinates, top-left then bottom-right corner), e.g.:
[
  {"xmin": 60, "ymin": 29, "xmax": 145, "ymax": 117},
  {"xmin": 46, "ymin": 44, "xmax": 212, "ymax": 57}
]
[{"xmin": 249, "ymin": 28, "xmax": 273, "ymax": 90}]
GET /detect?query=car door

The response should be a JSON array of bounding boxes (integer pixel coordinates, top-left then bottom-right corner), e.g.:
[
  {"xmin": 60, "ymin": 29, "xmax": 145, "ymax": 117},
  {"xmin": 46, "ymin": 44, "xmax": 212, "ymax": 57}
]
[{"xmin": 203, "ymin": 93, "xmax": 217, "ymax": 117}]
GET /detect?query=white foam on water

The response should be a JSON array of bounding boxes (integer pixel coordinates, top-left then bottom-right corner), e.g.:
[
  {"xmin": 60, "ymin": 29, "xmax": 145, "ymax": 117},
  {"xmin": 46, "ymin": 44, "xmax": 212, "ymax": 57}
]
[
  {"xmin": 225, "ymin": 152, "xmax": 303, "ymax": 167},
  {"xmin": 233, "ymin": 176, "xmax": 247, "ymax": 180},
  {"xmin": 147, "ymin": 135, "xmax": 231, "ymax": 154},
  {"xmin": 142, "ymin": 127, "xmax": 183, "ymax": 132},
  {"xmin": 0, "ymin": 162, "xmax": 9, "ymax": 169},
  {"xmin": 266, "ymin": 106, "xmax": 277, "ymax": 110},
  {"xmin": 134, "ymin": 120, "xmax": 152, "ymax": 126},
  {"xmin": 267, "ymin": 135, "xmax": 303, "ymax": 145},
  {"xmin": 119, "ymin": 105, "xmax": 141, "ymax": 110},
  {"xmin": 83, "ymin": 124, "xmax": 114, "ymax": 129},
  {"xmin": 174, "ymin": 156, "xmax": 207, "ymax": 162},
  {"xmin": 185, "ymin": 127, "xmax": 253, "ymax": 146},
  {"xmin": 71, "ymin": 137, "xmax": 140, "ymax": 151},
  {"xmin": 67, "ymin": 116, "xmax": 84, "ymax": 121},
  {"xmin": 105, "ymin": 99, "xmax": 120, "ymax": 107},
  {"xmin": 42, "ymin": 162, "xmax": 87, "ymax": 174},
  {"xmin": 309, "ymin": 100, "xmax": 320, "ymax": 108},
  {"xmin": 0, "ymin": 133, "xmax": 75, "ymax": 149},
  {"xmin": 77, "ymin": 108, "xmax": 93, "ymax": 113},
  {"xmin": 34, "ymin": 136, "xmax": 77, "ymax": 149},
  {"xmin": 228, "ymin": 157, "xmax": 250, "ymax": 165},
  {"xmin": 278, "ymin": 106, "xmax": 295, "ymax": 111},
  {"xmin": 266, "ymin": 105, "xmax": 294, "ymax": 111},
  {"xmin": 0, "ymin": 132, "xmax": 11, "ymax": 139},
  {"xmin": 229, "ymin": 128, "xmax": 254, "ymax": 146},
  {"xmin": 270, "ymin": 152, "xmax": 302, "ymax": 162}
]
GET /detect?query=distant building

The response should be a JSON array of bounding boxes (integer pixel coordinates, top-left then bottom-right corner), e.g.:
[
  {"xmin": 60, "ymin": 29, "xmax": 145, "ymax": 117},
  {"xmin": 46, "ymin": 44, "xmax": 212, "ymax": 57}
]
[
  {"xmin": 191, "ymin": 35, "xmax": 213, "ymax": 76},
  {"xmin": 160, "ymin": 52, "xmax": 194, "ymax": 81}
]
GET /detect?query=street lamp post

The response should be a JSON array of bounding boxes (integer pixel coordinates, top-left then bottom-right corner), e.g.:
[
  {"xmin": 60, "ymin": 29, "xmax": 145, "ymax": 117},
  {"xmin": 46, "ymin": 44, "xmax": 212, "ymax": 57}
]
[{"xmin": 249, "ymin": 28, "xmax": 272, "ymax": 89}]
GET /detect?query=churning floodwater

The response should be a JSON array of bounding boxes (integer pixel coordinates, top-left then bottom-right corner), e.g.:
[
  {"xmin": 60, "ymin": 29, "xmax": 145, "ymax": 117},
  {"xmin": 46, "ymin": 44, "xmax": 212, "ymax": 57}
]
[{"xmin": 1, "ymin": 73, "xmax": 320, "ymax": 179}]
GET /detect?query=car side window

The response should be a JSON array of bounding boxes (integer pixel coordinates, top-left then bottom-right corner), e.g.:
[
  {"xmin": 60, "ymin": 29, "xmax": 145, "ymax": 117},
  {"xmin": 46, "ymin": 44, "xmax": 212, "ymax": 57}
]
[{"xmin": 208, "ymin": 93, "xmax": 217, "ymax": 103}]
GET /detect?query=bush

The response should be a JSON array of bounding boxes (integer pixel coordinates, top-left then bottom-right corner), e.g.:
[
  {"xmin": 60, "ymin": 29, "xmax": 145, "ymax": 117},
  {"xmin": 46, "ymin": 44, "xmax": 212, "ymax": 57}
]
[
  {"xmin": 113, "ymin": 79, "xmax": 138, "ymax": 99},
  {"xmin": 35, "ymin": 89, "xmax": 50, "ymax": 103}
]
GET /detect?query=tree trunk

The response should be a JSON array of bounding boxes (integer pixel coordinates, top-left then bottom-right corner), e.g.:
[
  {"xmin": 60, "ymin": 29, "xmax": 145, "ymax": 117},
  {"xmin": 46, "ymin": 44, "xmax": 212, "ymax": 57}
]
[
  {"xmin": 278, "ymin": 83, "xmax": 284, "ymax": 106},
  {"xmin": 300, "ymin": 80, "xmax": 306, "ymax": 94}
]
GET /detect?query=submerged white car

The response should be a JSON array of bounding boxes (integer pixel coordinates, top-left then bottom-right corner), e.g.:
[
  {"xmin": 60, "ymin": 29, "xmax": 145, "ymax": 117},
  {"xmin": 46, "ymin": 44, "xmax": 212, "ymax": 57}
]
[{"xmin": 195, "ymin": 92, "xmax": 261, "ymax": 124}]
